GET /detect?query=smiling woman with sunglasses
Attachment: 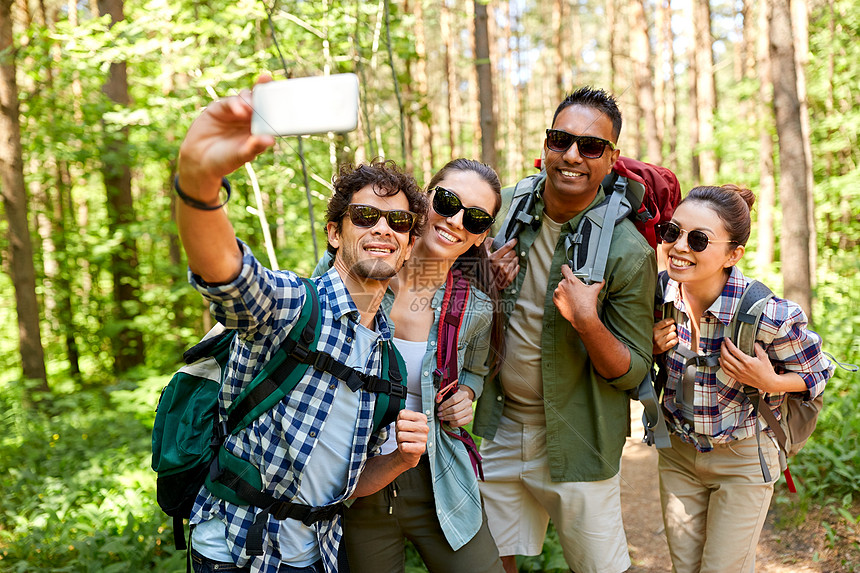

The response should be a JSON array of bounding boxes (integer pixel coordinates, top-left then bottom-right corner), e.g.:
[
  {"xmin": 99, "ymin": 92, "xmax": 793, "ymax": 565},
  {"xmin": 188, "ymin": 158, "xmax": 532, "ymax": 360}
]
[
  {"xmin": 315, "ymin": 159, "xmax": 505, "ymax": 573},
  {"xmin": 652, "ymin": 184, "xmax": 831, "ymax": 573}
]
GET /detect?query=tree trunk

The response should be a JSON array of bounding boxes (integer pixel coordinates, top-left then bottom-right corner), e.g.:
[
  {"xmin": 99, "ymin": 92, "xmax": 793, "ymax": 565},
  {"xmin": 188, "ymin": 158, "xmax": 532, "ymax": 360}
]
[
  {"xmin": 474, "ymin": 0, "xmax": 496, "ymax": 170},
  {"xmin": 756, "ymin": 0, "xmax": 776, "ymax": 268},
  {"xmin": 606, "ymin": 0, "xmax": 618, "ymax": 92},
  {"xmin": 770, "ymin": 0, "xmax": 812, "ymax": 317},
  {"xmin": 41, "ymin": 1, "xmax": 81, "ymax": 377},
  {"xmin": 99, "ymin": 0, "xmax": 144, "ymax": 372},
  {"xmin": 687, "ymin": 4, "xmax": 699, "ymax": 182},
  {"xmin": 0, "ymin": 0, "xmax": 49, "ymax": 391},
  {"xmin": 411, "ymin": 0, "xmax": 433, "ymax": 183},
  {"xmin": 552, "ymin": 0, "xmax": 563, "ymax": 105},
  {"xmin": 662, "ymin": 0, "xmax": 678, "ymax": 172},
  {"xmin": 694, "ymin": 0, "xmax": 717, "ymax": 183},
  {"xmin": 631, "ymin": 0, "xmax": 661, "ymax": 163},
  {"xmin": 791, "ymin": 0, "xmax": 816, "ymax": 287},
  {"xmin": 441, "ymin": 3, "xmax": 459, "ymax": 157},
  {"xmin": 501, "ymin": 0, "xmax": 522, "ymax": 181}
]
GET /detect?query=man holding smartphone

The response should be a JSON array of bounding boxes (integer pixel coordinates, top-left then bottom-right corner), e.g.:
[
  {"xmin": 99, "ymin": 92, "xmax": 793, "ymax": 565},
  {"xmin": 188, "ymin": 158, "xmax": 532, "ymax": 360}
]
[
  {"xmin": 473, "ymin": 87, "xmax": 657, "ymax": 573},
  {"xmin": 174, "ymin": 78, "xmax": 430, "ymax": 573}
]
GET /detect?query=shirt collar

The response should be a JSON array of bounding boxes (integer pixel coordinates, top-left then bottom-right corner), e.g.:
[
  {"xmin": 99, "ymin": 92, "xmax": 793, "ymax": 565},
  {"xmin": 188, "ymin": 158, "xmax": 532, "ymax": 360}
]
[
  {"xmin": 706, "ymin": 266, "xmax": 747, "ymax": 326},
  {"xmin": 662, "ymin": 266, "xmax": 747, "ymax": 324}
]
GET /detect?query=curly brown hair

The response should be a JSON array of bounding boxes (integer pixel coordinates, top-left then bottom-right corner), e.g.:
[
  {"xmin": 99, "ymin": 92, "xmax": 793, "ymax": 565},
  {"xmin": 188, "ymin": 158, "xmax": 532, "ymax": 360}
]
[{"xmin": 326, "ymin": 158, "xmax": 428, "ymax": 255}]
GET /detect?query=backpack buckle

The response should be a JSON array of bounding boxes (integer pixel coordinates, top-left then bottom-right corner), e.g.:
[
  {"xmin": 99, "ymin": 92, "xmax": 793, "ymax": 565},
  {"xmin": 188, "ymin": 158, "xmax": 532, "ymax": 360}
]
[
  {"xmin": 312, "ymin": 351, "xmax": 333, "ymax": 373},
  {"xmin": 432, "ymin": 368, "xmax": 444, "ymax": 388},
  {"xmin": 290, "ymin": 342, "xmax": 310, "ymax": 362},
  {"xmin": 388, "ymin": 381, "xmax": 406, "ymax": 400}
]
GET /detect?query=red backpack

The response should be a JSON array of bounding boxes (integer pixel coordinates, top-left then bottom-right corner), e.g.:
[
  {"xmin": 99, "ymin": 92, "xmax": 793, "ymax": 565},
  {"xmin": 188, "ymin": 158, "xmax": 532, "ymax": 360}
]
[{"xmin": 605, "ymin": 156, "xmax": 681, "ymax": 250}]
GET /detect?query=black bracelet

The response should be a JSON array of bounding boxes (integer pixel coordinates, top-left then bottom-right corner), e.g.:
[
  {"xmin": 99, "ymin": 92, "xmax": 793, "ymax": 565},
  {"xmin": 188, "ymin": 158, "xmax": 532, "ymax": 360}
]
[{"xmin": 174, "ymin": 176, "xmax": 232, "ymax": 210}]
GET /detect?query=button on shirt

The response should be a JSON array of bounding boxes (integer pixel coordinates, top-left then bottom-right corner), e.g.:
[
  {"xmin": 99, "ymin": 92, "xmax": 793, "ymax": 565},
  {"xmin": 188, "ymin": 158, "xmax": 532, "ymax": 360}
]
[
  {"xmin": 189, "ymin": 241, "xmax": 390, "ymax": 573},
  {"xmin": 659, "ymin": 267, "xmax": 831, "ymax": 451}
]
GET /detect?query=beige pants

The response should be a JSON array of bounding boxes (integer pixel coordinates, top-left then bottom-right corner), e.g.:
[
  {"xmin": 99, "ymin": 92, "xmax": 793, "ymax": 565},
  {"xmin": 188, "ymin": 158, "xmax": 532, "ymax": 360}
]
[{"xmin": 658, "ymin": 433, "xmax": 781, "ymax": 573}]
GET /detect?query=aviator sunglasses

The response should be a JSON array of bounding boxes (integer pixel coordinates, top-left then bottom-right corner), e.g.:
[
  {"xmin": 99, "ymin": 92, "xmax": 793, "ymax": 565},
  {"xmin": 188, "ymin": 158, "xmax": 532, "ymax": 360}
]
[
  {"xmin": 347, "ymin": 204, "xmax": 417, "ymax": 234},
  {"xmin": 545, "ymin": 129, "xmax": 616, "ymax": 159},
  {"xmin": 658, "ymin": 222, "xmax": 737, "ymax": 253},
  {"xmin": 431, "ymin": 186, "xmax": 495, "ymax": 234}
]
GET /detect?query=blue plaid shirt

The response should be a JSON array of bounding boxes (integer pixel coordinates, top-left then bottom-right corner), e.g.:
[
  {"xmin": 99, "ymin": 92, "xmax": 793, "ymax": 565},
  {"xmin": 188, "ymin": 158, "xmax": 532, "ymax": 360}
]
[
  {"xmin": 189, "ymin": 241, "xmax": 390, "ymax": 572},
  {"xmin": 659, "ymin": 267, "xmax": 830, "ymax": 451}
]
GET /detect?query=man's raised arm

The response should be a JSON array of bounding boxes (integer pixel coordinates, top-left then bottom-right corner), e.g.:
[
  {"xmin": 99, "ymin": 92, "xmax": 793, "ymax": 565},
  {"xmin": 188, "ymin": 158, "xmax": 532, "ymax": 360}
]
[{"xmin": 175, "ymin": 79, "xmax": 275, "ymax": 284}]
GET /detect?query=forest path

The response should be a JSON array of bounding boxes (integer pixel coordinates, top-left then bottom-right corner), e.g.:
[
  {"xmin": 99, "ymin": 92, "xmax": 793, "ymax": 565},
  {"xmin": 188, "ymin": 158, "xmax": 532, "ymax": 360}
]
[{"xmin": 621, "ymin": 403, "xmax": 843, "ymax": 572}]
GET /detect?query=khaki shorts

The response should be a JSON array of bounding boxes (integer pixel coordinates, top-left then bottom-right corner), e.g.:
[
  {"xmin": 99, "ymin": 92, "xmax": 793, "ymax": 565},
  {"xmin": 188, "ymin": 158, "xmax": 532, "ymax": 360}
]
[{"xmin": 478, "ymin": 415, "xmax": 631, "ymax": 573}]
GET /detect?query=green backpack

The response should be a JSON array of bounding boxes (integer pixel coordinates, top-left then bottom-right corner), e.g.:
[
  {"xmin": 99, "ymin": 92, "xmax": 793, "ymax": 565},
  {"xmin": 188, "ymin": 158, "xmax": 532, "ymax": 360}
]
[{"xmin": 151, "ymin": 278, "xmax": 406, "ymax": 551}]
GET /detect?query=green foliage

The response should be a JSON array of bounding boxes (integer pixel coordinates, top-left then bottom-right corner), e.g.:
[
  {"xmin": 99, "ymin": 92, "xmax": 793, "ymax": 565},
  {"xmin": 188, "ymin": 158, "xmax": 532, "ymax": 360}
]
[
  {"xmin": 1, "ymin": 0, "xmax": 858, "ymax": 570},
  {"xmin": 0, "ymin": 377, "xmax": 183, "ymax": 572}
]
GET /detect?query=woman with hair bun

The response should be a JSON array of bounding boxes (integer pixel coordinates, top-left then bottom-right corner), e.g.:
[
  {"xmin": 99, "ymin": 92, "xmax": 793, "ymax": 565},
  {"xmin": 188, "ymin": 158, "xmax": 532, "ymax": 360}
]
[{"xmin": 652, "ymin": 184, "xmax": 831, "ymax": 573}]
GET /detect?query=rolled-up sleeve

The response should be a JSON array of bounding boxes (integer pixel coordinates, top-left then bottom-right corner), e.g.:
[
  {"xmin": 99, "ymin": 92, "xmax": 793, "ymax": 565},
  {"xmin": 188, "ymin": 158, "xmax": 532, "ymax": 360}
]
[
  {"xmin": 189, "ymin": 239, "xmax": 305, "ymax": 341},
  {"xmin": 600, "ymin": 230, "xmax": 658, "ymax": 391},
  {"xmin": 761, "ymin": 298, "xmax": 831, "ymax": 400}
]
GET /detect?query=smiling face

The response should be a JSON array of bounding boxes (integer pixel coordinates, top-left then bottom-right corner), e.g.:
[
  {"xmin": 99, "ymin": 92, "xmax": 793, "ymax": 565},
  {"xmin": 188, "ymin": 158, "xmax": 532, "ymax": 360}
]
[
  {"xmin": 327, "ymin": 185, "xmax": 415, "ymax": 281},
  {"xmin": 542, "ymin": 104, "xmax": 620, "ymax": 222},
  {"xmin": 419, "ymin": 169, "xmax": 498, "ymax": 263},
  {"xmin": 661, "ymin": 201, "xmax": 745, "ymax": 288}
]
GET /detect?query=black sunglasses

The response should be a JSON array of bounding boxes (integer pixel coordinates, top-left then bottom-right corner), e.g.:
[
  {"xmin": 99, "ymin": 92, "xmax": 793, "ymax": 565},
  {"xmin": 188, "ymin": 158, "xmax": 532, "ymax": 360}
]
[
  {"xmin": 545, "ymin": 129, "xmax": 616, "ymax": 159},
  {"xmin": 658, "ymin": 222, "xmax": 737, "ymax": 253},
  {"xmin": 431, "ymin": 186, "xmax": 495, "ymax": 235},
  {"xmin": 347, "ymin": 204, "xmax": 417, "ymax": 234}
]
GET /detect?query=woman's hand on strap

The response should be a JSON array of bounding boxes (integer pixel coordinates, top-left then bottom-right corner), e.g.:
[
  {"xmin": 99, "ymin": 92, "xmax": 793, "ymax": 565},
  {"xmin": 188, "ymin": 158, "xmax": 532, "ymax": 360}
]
[
  {"xmin": 653, "ymin": 318, "xmax": 678, "ymax": 355},
  {"xmin": 436, "ymin": 385, "xmax": 475, "ymax": 428}
]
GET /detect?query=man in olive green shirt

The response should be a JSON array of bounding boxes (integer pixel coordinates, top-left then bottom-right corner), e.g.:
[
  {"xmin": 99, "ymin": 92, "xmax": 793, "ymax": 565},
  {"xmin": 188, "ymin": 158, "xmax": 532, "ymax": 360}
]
[{"xmin": 473, "ymin": 87, "xmax": 656, "ymax": 573}]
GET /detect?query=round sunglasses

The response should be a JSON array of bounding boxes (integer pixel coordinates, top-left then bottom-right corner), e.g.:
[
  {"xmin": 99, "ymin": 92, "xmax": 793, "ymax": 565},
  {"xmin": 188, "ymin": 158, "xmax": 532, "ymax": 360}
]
[
  {"xmin": 431, "ymin": 186, "xmax": 495, "ymax": 235},
  {"xmin": 658, "ymin": 222, "xmax": 737, "ymax": 252},
  {"xmin": 545, "ymin": 129, "xmax": 616, "ymax": 159},
  {"xmin": 347, "ymin": 204, "xmax": 417, "ymax": 234}
]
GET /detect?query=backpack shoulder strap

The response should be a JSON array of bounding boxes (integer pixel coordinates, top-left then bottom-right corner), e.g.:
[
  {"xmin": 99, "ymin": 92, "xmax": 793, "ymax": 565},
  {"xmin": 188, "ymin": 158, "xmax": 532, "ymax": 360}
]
[
  {"xmin": 436, "ymin": 269, "xmax": 470, "ymax": 385},
  {"xmin": 224, "ymin": 278, "xmax": 321, "ymax": 433},
  {"xmin": 565, "ymin": 181, "xmax": 633, "ymax": 284},
  {"xmin": 371, "ymin": 342, "xmax": 407, "ymax": 433},
  {"xmin": 729, "ymin": 280, "xmax": 774, "ymax": 357},
  {"xmin": 492, "ymin": 173, "xmax": 543, "ymax": 250}
]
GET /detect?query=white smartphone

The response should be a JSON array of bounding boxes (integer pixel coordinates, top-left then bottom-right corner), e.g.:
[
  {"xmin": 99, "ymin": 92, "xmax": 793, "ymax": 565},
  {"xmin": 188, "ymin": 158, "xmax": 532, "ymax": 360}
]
[{"xmin": 250, "ymin": 73, "xmax": 359, "ymax": 136}]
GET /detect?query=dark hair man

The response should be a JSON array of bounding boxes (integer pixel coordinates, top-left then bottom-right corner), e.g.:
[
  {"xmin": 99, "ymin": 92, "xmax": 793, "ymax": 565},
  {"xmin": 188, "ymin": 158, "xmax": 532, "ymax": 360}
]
[
  {"xmin": 474, "ymin": 86, "xmax": 656, "ymax": 573},
  {"xmin": 174, "ymin": 77, "xmax": 429, "ymax": 572}
]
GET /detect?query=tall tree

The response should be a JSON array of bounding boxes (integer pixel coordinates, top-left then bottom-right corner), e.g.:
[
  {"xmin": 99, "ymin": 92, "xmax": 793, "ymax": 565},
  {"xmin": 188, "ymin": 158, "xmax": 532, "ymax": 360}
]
[
  {"xmin": 551, "ymin": 0, "xmax": 564, "ymax": 105},
  {"xmin": 791, "ymin": 0, "xmax": 816, "ymax": 285},
  {"xmin": 693, "ymin": 0, "xmax": 717, "ymax": 182},
  {"xmin": 410, "ymin": 0, "xmax": 433, "ymax": 183},
  {"xmin": 39, "ymin": 0, "xmax": 81, "ymax": 377},
  {"xmin": 606, "ymin": 0, "xmax": 619, "ymax": 93},
  {"xmin": 660, "ymin": 0, "xmax": 678, "ymax": 171},
  {"xmin": 474, "ymin": 0, "xmax": 496, "ymax": 170},
  {"xmin": 440, "ymin": 2, "xmax": 459, "ymax": 157},
  {"xmin": 99, "ymin": 0, "xmax": 144, "ymax": 372},
  {"xmin": 770, "ymin": 0, "xmax": 813, "ymax": 316},
  {"xmin": 0, "ymin": 0, "xmax": 48, "ymax": 391},
  {"xmin": 630, "ymin": 0, "xmax": 661, "ymax": 163},
  {"xmin": 756, "ymin": 0, "xmax": 776, "ymax": 267}
]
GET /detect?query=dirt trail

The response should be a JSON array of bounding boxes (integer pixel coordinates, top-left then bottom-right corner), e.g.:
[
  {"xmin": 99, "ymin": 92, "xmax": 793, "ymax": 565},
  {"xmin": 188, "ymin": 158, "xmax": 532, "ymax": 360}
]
[{"xmin": 620, "ymin": 403, "xmax": 849, "ymax": 573}]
